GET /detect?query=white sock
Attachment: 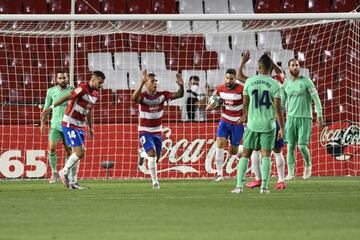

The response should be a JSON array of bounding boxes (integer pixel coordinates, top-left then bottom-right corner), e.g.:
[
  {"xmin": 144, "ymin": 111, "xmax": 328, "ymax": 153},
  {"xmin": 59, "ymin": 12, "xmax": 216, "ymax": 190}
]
[
  {"xmin": 274, "ymin": 152, "xmax": 285, "ymax": 182},
  {"xmin": 147, "ymin": 157, "xmax": 158, "ymax": 185},
  {"xmin": 62, "ymin": 153, "xmax": 79, "ymax": 175},
  {"xmin": 238, "ymin": 145, "xmax": 244, "ymax": 156},
  {"xmin": 251, "ymin": 151, "xmax": 261, "ymax": 181},
  {"xmin": 215, "ymin": 148, "xmax": 224, "ymax": 176},
  {"xmin": 69, "ymin": 160, "xmax": 80, "ymax": 185}
]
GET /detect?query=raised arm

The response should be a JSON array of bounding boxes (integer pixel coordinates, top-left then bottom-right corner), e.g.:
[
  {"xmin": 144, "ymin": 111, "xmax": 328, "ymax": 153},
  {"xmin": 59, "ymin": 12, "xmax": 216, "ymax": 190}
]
[
  {"xmin": 86, "ymin": 108, "xmax": 94, "ymax": 138},
  {"xmin": 41, "ymin": 92, "xmax": 73, "ymax": 117},
  {"xmin": 264, "ymin": 51, "xmax": 284, "ymax": 77},
  {"xmin": 236, "ymin": 50, "xmax": 251, "ymax": 83},
  {"xmin": 132, "ymin": 69, "xmax": 147, "ymax": 103},
  {"xmin": 170, "ymin": 73, "xmax": 184, "ymax": 100}
]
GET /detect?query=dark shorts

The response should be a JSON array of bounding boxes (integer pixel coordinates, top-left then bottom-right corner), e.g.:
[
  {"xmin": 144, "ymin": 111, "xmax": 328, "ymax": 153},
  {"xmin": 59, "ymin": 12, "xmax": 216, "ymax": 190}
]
[
  {"xmin": 62, "ymin": 126, "xmax": 85, "ymax": 147},
  {"xmin": 139, "ymin": 133, "xmax": 162, "ymax": 158},
  {"xmin": 217, "ymin": 120, "xmax": 244, "ymax": 146},
  {"xmin": 274, "ymin": 121, "xmax": 284, "ymax": 149}
]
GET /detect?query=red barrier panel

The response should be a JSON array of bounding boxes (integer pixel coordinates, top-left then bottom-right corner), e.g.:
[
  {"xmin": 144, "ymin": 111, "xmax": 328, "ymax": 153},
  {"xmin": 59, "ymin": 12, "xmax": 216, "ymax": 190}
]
[{"xmin": 0, "ymin": 122, "xmax": 359, "ymax": 179}]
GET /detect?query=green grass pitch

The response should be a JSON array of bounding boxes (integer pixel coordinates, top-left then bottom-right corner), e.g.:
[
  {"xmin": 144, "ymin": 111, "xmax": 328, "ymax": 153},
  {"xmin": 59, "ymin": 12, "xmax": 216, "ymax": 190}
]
[{"xmin": 0, "ymin": 177, "xmax": 359, "ymax": 240}]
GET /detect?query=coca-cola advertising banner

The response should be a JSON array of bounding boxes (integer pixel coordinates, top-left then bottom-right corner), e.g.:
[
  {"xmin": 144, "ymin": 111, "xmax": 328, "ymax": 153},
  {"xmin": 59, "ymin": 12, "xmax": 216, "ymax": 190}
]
[{"xmin": 0, "ymin": 121, "xmax": 359, "ymax": 179}]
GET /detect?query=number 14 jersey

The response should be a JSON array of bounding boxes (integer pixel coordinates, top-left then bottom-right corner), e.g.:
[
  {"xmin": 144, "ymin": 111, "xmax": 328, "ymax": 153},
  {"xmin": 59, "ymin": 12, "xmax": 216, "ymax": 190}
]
[{"xmin": 244, "ymin": 74, "xmax": 281, "ymax": 133}]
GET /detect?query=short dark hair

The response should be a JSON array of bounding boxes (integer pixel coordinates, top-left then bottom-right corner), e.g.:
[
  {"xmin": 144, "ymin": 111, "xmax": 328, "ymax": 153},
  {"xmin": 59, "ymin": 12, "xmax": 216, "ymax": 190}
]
[
  {"xmin": 226, "ymin": 68, "xmax": 236, "ymax": 76},
  {"xmin": 56, "ymin": 69, "xmax": 67, "ymax": 75},
  {"xmin": 93, "ymin": 71, "xmax": 105, "ymax": 80},
  {"xmin": 189, "ymin": 75, "xmax": 200, "ymax": 81},
  {"xmin": 148, "ymin": 72, "xmax": 156, "ymax": 77},
  {"xmin": 258, "ymin": 54, "xmax": 272, "ymax": 71},
  {"xmin": 288, "ymin": 58, "xmax": 298, "ymax": 66}
]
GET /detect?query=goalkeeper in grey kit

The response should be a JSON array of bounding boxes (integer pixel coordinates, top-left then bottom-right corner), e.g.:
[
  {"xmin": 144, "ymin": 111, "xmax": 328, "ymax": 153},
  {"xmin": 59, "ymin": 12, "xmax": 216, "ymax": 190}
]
[{"xmin": 205, "ymin": 69, "xmax": 245, "ymax": 181}]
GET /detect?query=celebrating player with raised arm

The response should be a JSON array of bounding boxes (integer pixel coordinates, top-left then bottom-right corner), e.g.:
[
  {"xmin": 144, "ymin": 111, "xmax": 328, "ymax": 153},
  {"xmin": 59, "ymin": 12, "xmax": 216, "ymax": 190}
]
[
  {"xmin": 237, "ymin": 50, "xmax": 287, "ymax": 190},
  {"xmin": 132, "ymin": 70, "xmax": 184, "ymax": 189},
  {"xmin": 232, "ymin": 54, "xmax": 284, "ymax": 194},
  {"xmin": 42, "ymin": 71, "xmax": 105, "ymax": 189},
  {"xmin": 206, "ymin": 69, "xmax": 244, "ymax": 181},
  {"xmin": 283, "ymin": 59, "xmax": 324, "ymax": 180},
  {"xmin": 41, "ymin": 69, "xmax": 74, "ymax": 183}
]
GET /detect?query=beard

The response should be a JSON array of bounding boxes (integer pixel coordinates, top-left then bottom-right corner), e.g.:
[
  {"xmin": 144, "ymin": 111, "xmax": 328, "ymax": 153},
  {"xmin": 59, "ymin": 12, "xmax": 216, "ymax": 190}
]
[{"xmin": 290, "ymin": 69, "xmax": 299, "ymax": 77}]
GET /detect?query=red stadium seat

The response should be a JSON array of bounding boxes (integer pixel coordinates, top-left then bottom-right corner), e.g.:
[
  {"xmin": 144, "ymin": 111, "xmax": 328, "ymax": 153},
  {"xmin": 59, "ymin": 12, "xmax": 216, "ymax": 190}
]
[
  {"xmin": 332, "ymin": 0, "xmax": 357, "ymax": 12},
  {"xmin": 21, "ymin": 37, "xmax": 47, "ymax": 53},
  {"xmin": 8, "ymin": 52, "xmax": 34, "ymax": 68},
  {"xmin": 76, "ymin": 0, "xmax": 100, "ymax": 14},
  {"xmin": 306, "ymin": 0, "xmax": 331, "ymax": 12},
  {"xmin": 178, "ymin": 36, "xmax": 205, "ymax": 51},
  {"xmin": 154, "ymin": 35, "xmax": 178, "ymax": 52},
  {"xmin": 22, "ymin": 0, "xmax": 47, "ymax": 14},
  {"xmin": 101, "ymin": 33, "xmax": 130, "ymax": 52},
  {"xmin": 48, "ymin": 36, "xmax": 70, "ymax": 52},
  {"xmin": 282, "ymin": 0, "xmax": 306, "ymax": 13},
  {"xmin": 255, "ymin": 0, "xmax": 281, "ymax": 13},
  {"xmin": 3, "ymin": 36, "xmax": 21, "ymax": 52},
  {"xmin": 193, "ymin": 51, "xmax": 218, "ymax": 70},
  {"xmin": 152, "ymin": 0, "xmax": 177, "ymax": 14},
  {"xmin": 97, "ymin": 89, "xmax": 115, "ymax": 104},
  {"xmin": 0, "ymin": 49, "xmax": 6, "ymax": 67},
  {"xmin": 127, "ymin": 0, "xmax": 152, "ymax": 14},
  {"xmin": 48, "ymin": 0, "xmax": 71, "ymax": 14},
  {"xmin": 166, "ymin": 51, "xmax": 194, "ymax": 71},
  {"xmin": 0, "ymin": 0, "xmax": 22, "ymax": 14},
  {"xmin": 72, "ymin": 52, "xmax": 89, "ymax": 72},
  {"xmin": 129, "ymin": 34, "xmax": 154, "ymax": 52},
  {"xmin": 76, "ymin": 36, "xmax": 100, "ymax": 52},
  {"xmin": 101, "ymin": 0, "xmax": 126, "ymax": 14}
]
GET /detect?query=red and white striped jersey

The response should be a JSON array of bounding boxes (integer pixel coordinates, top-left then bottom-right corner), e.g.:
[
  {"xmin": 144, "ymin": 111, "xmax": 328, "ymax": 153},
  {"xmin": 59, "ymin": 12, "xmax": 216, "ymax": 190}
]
[
  {"xmin": 138, "ymin": 91, "xmax": 172, "ymax": 134},
  {"xmin": 273, "ymin": 73, "xmax": 284, "ymax": 85},
  {"xmin": 215, "ymin": 83, "xmax": 244, "ymax": 124},
  {"xmin": 62, "ymin": 83, "xmax": 98, "ymax": 130}
]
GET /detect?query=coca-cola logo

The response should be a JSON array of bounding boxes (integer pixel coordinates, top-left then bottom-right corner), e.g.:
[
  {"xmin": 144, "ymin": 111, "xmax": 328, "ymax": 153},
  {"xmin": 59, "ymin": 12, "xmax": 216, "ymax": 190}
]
[
  {"xmin": 320, "ymin": 123, "xmax": 360, "ymax": 161},
  {"xmin": 138, "ymin": 127, "xmax": 239, "ymax": 175}
]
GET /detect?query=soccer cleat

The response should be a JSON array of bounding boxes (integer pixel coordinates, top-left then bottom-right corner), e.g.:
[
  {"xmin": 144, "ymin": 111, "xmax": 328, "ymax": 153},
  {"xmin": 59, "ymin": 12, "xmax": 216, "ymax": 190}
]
[
  {"xmin": 69, "ymin": 183, "xmax": 86, "ymax": 190},
  {"xmin": 260, "ymin": 188, "xmax": 270, "ymax": 194},
  {"xmin": 285, "ymin": 175, "xmax": 295, "ymax": 181},
  {"xmin": 303, "ymin": 166, "xmax": 312, "ymax": 179},
  {"xmin": 275, "ymin": 181, "xmax": 286, "ymax": 190},
  {"xmin": 214, "ymin": 175, "xmax": 224, "ymax": 182},
  {"xmin": 246, "ymin": 179, "xmax": 262, "ymax": 188},
  {"xmin": 152, "ymin": 182, "xmax": 160, "ymax": 189},
  {"xmin": 58, "ymin": 169, "xmax": 70, "ymax": 188},
  {"xmin": 231, "ymin": 187, "xmax": 244, "ymax": 194},
  {"xmin": 49, "ymin": 172, "xmax": 59, "ymax": 184}
]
